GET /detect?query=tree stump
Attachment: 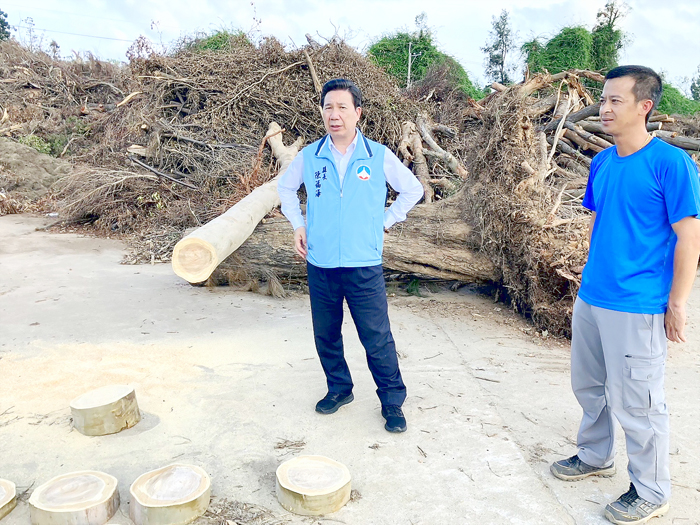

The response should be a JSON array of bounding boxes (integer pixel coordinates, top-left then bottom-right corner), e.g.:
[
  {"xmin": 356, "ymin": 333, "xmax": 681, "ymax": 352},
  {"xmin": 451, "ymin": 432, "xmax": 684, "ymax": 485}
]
[
  {"xmin": 70, "ymin": 385, "xmax": 141, "ymax": 436},
  {"xmin": 0, "ymin": 479, "xmax": 17, "ymax": 520},
  {"xmin": 28, "ymin": 471, "xmax": 119, "ymax": 525},
  {"xmin": 129, "ymin": 464, "xmax": 211, "ymax": 525},
  {"xmin": 275, "ymin": 456, "xmax": 351, "ymax": 516}
]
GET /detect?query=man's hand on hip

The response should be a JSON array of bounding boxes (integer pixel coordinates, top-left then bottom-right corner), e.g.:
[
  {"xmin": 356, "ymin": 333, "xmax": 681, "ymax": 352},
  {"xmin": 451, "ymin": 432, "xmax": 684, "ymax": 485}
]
[
  {"xmin": 665, "ymin": 302, "xmax": 687, "ymax": 343},
  {"xmin": 294, "ymin": 227, "xmax": 307, "ymax": 259}
]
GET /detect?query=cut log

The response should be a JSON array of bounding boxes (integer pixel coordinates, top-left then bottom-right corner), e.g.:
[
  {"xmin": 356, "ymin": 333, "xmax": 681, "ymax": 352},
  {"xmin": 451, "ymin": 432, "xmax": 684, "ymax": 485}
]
[
  {"xmin": 276, "ymin": 455, "xmax": 351, "ymax": 516},
  {"xmin": 543, "ymin": 103, "xmax": 601, "ymax": 132},
  {"xmin": 578, "ymin": 121, "xmax": 662, "ymax": 134},
  {"xmin": 564, "ymin": 121, "xmax": 613, "ymax": 149},
  {"xmin": 563, "ymin": 128, "xmax": 604, "ymax": 153},
  {"xmin": 0, "ymin": 479, "xmax": 17, "ymax": 520},
  {"xmin": 527, "ymin": 93, "xmax": 558, "ymax": 117},
  {"xmin": 547, "ymin": 136, "xmax": 592, "ymax": 167},
  {"xmin": 70, "ymin": 385, "xmax": 141, "ymax": 436},
  {"xmin": 172, "ymin": 122, "xmax": 302, "ymax": 283},
  {"xmin": 29, "ymin": 471, "xmax": 119, "ymax": 525},
  {"xmin": 129, "ymin": 464, "xmax": 211, "ymax": 525},
  {"xmin": 656, "ymin": 134, "xmax": 700, "ymax": 152}
]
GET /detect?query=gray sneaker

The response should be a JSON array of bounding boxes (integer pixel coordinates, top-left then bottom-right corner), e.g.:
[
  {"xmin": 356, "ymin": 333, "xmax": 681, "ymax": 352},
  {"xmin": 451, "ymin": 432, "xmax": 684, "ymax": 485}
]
[
  {"xmin": 605, "ymin": 483, "xmax": 669, "ymax": 524},
  {"xmin": 550, "ymin": 454, "xmax": 616, "ymax": 481}
]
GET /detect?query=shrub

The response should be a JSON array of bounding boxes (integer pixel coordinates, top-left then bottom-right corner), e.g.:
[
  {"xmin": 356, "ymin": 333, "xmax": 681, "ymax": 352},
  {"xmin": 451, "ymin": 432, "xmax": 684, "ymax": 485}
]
[
  {"xmin": 18, "ymin": 135, "xmax": 51, "ymax": 155},
  {"xmin": 657, "ymin": 83, "xmax": 700, "ymax": 116}
]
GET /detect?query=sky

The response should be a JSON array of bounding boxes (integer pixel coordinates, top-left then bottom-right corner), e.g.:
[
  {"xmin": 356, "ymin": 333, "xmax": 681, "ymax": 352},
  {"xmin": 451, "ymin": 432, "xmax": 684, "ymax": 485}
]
[{"xmin": 3, "ymin": 0, "xmax": 699, "ymax": 92}]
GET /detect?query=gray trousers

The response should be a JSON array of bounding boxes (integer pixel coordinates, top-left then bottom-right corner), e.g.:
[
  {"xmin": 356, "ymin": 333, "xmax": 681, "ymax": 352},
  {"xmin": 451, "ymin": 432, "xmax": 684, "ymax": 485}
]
[{"xmin": 571, "ymin": 297, "xmax": 670, "ymax": 504}]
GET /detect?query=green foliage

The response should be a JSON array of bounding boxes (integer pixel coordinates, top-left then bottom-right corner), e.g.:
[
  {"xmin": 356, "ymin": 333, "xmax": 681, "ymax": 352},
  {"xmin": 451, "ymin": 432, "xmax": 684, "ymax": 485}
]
[
  {"xmin": 435, "ymin": 55, "xmax": 483, "ymax": 99},
  {"xmin": 0, "ymin": 9, "xmax": 10, "ymax": 41},
  {"xmin": 179, "ymin": 29, "xmax": 251, "ymax": 53},
  {"xmin": 406, "ymin": 279, "xmax": 423, "ymax": 297},
  {"xmin": 591, "ymin": 1, "xmax": 627, "ymax": 71},
  {"xmin": 18, "ymin": 135, "xmax": 51, "ymax": 155},
  {"xmin": 369, "ymin": 31, "xmax": 442, "ymax": 88},
  {"xmin": 47, "ymin": 135, "xmax": 69, "ymax": 157},
  {"xmin": 523, "ymin": 2, "xmax": 626, "ymax": 75},
  {"xmin": 521, "ymin": 39, "xmax": 546, "ymax": 75},
  {"xmin": 657, "ymin": 83, "xmax": 700, "ymax": 116},
  {"xmin": 368, "ymin": 15, "xmax": 479, "ymax": 98},
  {"xmin": 481, "ymin": 10, "xmax": 515, "ymax": 84},
  {"xmin": 67, "ymin": 116, "xmax": 91, "ymax": 136},
  {"xmin": 535, "ymin": 26, "xmax": 593, "ymax": 74}
]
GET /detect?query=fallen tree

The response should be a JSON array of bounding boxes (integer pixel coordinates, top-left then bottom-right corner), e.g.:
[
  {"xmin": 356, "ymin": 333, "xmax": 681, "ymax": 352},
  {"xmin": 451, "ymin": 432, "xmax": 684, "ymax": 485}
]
[
  {"xmin": 171, "ymin": 122, "xmax": 302, "ymax": 283},
  {"xmin": 176, "ymin": 124, "xmax": 496, "ymax": 287}
]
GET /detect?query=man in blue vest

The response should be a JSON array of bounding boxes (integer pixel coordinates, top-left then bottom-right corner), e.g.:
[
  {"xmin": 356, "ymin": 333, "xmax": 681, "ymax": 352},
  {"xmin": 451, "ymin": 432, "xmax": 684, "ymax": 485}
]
[
  {"xmin": 277, "ymin": 79, "xmax": 423, "ymax": 433},
  {"xmin": 550, "ymin": 66, "xmax": 700, "ymax": 524}
]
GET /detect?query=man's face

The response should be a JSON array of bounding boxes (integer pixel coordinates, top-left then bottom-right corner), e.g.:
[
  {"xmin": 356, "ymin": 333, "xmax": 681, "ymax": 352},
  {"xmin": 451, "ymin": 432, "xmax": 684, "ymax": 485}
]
[
  {"xmin": 322, "ymin": 89, "xmax": 361, "ymax": 143},
  {"xmin": 600, "ymin": 76, "xmax": 651, "ymax": 136}
]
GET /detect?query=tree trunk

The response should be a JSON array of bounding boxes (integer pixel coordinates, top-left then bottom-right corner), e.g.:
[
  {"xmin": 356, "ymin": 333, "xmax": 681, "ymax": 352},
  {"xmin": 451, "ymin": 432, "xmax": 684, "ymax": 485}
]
[
  {"xmin": 216, "ymin": 199, "xmax": 498, "ymax": 284},
  {"xmin": 171, "ymin": 122, "xmax": 302, "ymax": 283}
]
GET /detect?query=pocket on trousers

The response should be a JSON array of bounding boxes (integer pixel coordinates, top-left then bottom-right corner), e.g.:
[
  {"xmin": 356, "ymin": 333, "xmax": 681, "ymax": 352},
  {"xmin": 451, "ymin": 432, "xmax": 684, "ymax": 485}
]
[{"xmin": 622, "ymin": 356, "xmax": 665, "ymax": 416}]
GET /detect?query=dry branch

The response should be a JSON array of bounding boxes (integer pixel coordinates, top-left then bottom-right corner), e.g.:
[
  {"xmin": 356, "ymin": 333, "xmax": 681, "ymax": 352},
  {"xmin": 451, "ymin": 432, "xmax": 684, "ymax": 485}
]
[
  {"xmin": 416, "ymin": 114, "xmax": 468, "ymax": 178},
  {"xmin": 172, "ymin": 123, "xmax": 302, "ymax": 283}
]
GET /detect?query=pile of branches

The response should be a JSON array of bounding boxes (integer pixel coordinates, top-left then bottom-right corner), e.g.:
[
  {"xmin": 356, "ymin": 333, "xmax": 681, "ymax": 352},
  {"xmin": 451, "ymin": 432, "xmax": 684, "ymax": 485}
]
[
  {"xmin": 0, "ymin": 40, "xmax": 129, "ymax": 146},
  {"xmin": 57, "ymin": 37, "xmax": 429, "ymax": 238},
  {"xmin": 464, "ymin": 70, "xmax": 700, "ymax": 336},
  {"xmin": 3, "ymin": 37, "xmax": 700, "ymax": 336}
]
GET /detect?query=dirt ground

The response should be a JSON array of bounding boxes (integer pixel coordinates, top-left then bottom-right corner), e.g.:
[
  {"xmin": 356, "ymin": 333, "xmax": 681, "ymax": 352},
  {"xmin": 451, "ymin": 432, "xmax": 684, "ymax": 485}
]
[{"xmin": 1, "ymin": 214, "xmax": 699, "ymax": 525}]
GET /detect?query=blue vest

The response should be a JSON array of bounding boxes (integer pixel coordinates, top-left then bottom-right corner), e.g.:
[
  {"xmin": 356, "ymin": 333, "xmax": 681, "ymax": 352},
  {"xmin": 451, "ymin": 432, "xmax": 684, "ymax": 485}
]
[{"xmin": 302, "ymin": 132, "xmax": 387, "ymax": 268}]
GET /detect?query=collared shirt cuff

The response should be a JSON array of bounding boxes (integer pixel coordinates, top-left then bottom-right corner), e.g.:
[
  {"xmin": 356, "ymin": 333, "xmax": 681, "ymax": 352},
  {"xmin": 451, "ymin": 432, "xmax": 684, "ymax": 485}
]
[{"xmin": 290, "ymin": 216, "xmax": 306, "ymax": 231}]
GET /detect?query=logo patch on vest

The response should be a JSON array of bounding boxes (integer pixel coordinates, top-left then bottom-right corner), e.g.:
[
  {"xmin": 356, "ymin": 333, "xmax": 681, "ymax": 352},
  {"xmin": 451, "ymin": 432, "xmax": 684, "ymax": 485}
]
[{"xmin": 357, "ymin": 165, "xmax": 371, "ymax": 181}]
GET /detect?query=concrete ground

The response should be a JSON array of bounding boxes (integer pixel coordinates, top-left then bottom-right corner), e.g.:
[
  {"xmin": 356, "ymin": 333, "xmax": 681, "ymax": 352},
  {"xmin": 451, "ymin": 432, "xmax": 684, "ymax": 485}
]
[{"xmin": 1, "ymin": 214, "xmax": 698, "ymax": 525}]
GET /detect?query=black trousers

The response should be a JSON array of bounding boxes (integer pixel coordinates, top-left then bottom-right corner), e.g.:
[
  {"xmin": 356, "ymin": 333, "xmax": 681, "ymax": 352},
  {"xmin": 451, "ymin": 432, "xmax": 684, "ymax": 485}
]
[{"xmin": 307, "ymin": 262, "xmax": 406, "ymax": 407}]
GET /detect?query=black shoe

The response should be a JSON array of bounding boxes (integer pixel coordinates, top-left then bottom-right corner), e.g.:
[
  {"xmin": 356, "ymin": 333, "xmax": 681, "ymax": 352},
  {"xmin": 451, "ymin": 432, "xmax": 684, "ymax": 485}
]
[
  {"xmin": 604, "ymin": 483, "xmax": 669, "ymax": 524},
  {"xmin": 381, "ymin": 405, "xmax": 407, "ymax": 433},
  {"xmin": 550, "ymin": 454, "xmax": 616, "ymax": 481},
  {"xmin": 315, "ymin": 392, "xmax": 354, "ymax": 414}
]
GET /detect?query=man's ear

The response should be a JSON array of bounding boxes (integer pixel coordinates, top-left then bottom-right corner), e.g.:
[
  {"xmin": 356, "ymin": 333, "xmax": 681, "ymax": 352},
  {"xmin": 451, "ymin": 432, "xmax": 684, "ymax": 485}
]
[
  {"xmin": 356, "ymin": 106, "xmax": 362, "ymax": 119},
  {"xmin": 640, "ymin": 99, "xmax": 654, "ymax": 118}
]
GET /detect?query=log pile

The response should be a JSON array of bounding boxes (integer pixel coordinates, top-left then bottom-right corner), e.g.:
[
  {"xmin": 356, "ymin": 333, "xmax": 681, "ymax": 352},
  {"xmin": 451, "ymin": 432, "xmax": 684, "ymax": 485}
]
[
  {"xmin": 462, "ymin": 71, "xmax": 698, "ymax": 335},
  {"xmin": 2, "ymin": 38, "xmax": 700, "ymax": 336}
]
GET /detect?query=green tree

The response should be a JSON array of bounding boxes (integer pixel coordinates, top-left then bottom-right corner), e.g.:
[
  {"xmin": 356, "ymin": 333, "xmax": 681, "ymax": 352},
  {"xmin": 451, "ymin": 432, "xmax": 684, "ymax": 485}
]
[
  {"xmin": 690, "ymin": 65, "xmax": 700, "ymax": 101},
  {"xmin": 0, "ymin": 8, "xmax": 10, "ymax": 40},
  {"xmin": 522, "ymin": 3, "xmax": 627, "ymax": 76},
  {"xmin": 368, "ymin": 14, "xmax": 480, "ymax": 98},
  {"xmin": 658, "ymin": 83, "xmax": 700, "ymax": 115},
  {"xmin": 523, "ymin": 26, "xmax": 593, "ymax": 74},
  {"xmin": 481, "ymin": 10, "xmax": 515, "ymax": 84},
  {"xmin": 591, "ymin": 1, "xmax": 628, "ymax": 71}
]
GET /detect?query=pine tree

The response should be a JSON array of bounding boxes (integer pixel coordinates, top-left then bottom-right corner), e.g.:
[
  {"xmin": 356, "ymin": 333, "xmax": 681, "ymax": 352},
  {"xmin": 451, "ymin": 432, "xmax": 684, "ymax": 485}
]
[
  {"xmin": 690, "ymin": 65, "xmax": 700, "ymax": 101},
  {"xmin": 481, "ymin": 10, "xmax": 515, "ymax": 84},
  {"xmin": 0, "ymin": 9, "xmax": 11, "ymax": 40}
]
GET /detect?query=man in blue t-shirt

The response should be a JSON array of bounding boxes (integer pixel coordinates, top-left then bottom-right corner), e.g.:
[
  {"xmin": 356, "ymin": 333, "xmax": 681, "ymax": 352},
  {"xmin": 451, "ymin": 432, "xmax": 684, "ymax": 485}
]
[{"xmin": 550, "ymin": 66, "xmax": 700, "ymax": 524}]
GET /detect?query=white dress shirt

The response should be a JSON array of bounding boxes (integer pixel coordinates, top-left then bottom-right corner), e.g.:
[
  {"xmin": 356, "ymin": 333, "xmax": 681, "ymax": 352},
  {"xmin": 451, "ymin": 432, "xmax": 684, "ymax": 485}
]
[{"xmin": 278, "ymin": 130, "xmax": 423, "ymax": 231}]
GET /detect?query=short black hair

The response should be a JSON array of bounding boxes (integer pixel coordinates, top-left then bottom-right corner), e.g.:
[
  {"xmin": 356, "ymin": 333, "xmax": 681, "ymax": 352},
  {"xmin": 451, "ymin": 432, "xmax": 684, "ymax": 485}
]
[
  {"xmin": 605, "ymin": 65, "xmax": 663, "ymax": 122},
  {"xmin": 320, "ymin": 78, "xmax": 362, "ymax": 109}
]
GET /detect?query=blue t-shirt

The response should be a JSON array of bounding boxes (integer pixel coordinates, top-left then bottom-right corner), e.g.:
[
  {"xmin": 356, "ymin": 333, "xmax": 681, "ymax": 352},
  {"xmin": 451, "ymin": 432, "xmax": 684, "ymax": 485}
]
[{"xmin": 579, "ymin": 138, "xmax": 700, "ymax": 314}]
